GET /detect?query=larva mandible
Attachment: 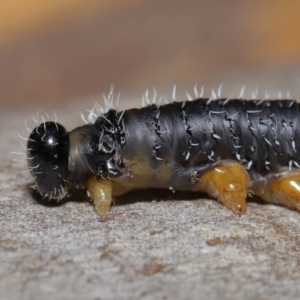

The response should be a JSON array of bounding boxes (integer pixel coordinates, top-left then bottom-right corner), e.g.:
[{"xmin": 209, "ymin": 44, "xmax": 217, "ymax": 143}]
[{"xmin": 27, "ymin": 92, "xmax": 300, "ymax": 218}]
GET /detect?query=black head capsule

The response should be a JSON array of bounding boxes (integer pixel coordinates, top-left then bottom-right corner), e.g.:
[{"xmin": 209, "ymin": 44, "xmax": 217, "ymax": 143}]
[{"xmin": 27, "ymin": 122, "xmax": 70, "ymax": 197}]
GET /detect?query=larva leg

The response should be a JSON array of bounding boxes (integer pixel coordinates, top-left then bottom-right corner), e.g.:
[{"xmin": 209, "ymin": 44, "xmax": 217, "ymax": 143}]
[
  {"xmin": 87, "ymin": 177, "xmax": 112, "ymax": 218},
  {"xmin": 192, "ymin": 161, "xmax": 250, "ymax": 214},
  {"xmin": 264, "ymin": 172, "xmax": 300, "ymax": 211}
]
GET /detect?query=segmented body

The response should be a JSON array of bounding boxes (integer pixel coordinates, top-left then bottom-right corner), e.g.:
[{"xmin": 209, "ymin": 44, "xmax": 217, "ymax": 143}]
[
  {"xmin": 73, "ymin": 98, "xmax": 298, "ymax": 187},
  {"xmin": 27, "ymin": 97, "xmax": 300, "ymax": 217}
]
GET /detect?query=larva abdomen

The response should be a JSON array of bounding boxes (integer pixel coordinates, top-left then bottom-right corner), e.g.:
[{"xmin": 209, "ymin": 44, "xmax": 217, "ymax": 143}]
[{"xmin": 119, "ymin": 98, "xmax": 298, "ymax": 179}]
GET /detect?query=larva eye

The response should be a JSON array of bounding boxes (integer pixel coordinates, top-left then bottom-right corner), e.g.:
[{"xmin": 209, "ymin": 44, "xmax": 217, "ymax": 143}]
[{"xmin": 27, "ymin": 122, "xmax": 70, "ymax": 196}]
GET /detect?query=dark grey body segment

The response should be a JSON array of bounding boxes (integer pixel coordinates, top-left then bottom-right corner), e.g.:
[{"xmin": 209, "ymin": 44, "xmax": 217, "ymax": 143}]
[
  {"xmin": 120, "ymin": 99, "xmax": 299, "ymax": 170},
  {"xmin": 68, "ymin": 98, "xmax": 300, "ymax": 191}
]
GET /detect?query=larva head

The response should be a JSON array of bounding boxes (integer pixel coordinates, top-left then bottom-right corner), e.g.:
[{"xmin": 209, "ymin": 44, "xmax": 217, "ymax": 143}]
[{"xmin": 27, "ymin": 122, "xmax": 70, "ymax": 198}]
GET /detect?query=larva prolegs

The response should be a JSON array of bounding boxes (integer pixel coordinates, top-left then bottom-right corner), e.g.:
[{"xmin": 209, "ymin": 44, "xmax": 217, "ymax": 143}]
[
  {"xmin": 267, "ymin": 172, "xmax": 300, "ymax": 211},
  {"xmin": 193, "ymin": 161, "xmax": 250, "ymax": 214},
  {"xmin": 87, "ymin": 177, "xmax": 112, "ymax": 219}
]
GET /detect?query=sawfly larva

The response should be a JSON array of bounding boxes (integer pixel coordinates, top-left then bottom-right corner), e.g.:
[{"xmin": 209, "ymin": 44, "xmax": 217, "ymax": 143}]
[{"xmin": 27, "ymin": 92, "xmax": 300, "ymax": 218}]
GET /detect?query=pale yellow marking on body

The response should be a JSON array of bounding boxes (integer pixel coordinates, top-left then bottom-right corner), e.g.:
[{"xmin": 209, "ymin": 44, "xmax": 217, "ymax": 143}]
[{"xmin": 112, "ymin": 154, "xmax": 173, "ymax": 196}]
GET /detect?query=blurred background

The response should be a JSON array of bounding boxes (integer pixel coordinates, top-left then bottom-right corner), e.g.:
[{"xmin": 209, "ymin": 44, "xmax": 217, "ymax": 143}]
[{"xmin": 1, "ymin": 0, "xmax": 300, "ymax": 110}]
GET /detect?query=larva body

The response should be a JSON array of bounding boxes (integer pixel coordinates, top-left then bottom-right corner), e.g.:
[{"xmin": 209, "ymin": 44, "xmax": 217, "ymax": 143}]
[{"xmin": 27, "ymin": 98, "xmax": 300, "ymax": 217}]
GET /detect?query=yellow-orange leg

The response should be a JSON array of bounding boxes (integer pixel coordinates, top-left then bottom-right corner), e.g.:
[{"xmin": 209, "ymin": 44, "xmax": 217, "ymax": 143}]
[
  {"xmin": 266, "ymin": 172, "xmax": 300, "ymax": 211},
  {"xmin": 87, "ymin": 177, "xmax": 112, "ymax": 219},
  {"xmin": 192, "ymin": 161, "xmax": 250, "ymax": 214}
]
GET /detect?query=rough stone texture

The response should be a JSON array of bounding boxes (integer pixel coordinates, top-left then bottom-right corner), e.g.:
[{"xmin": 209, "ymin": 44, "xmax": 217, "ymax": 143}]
[{"xmin": 2, "ymin": 97, "xmax": 300, "ymax": 300}]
